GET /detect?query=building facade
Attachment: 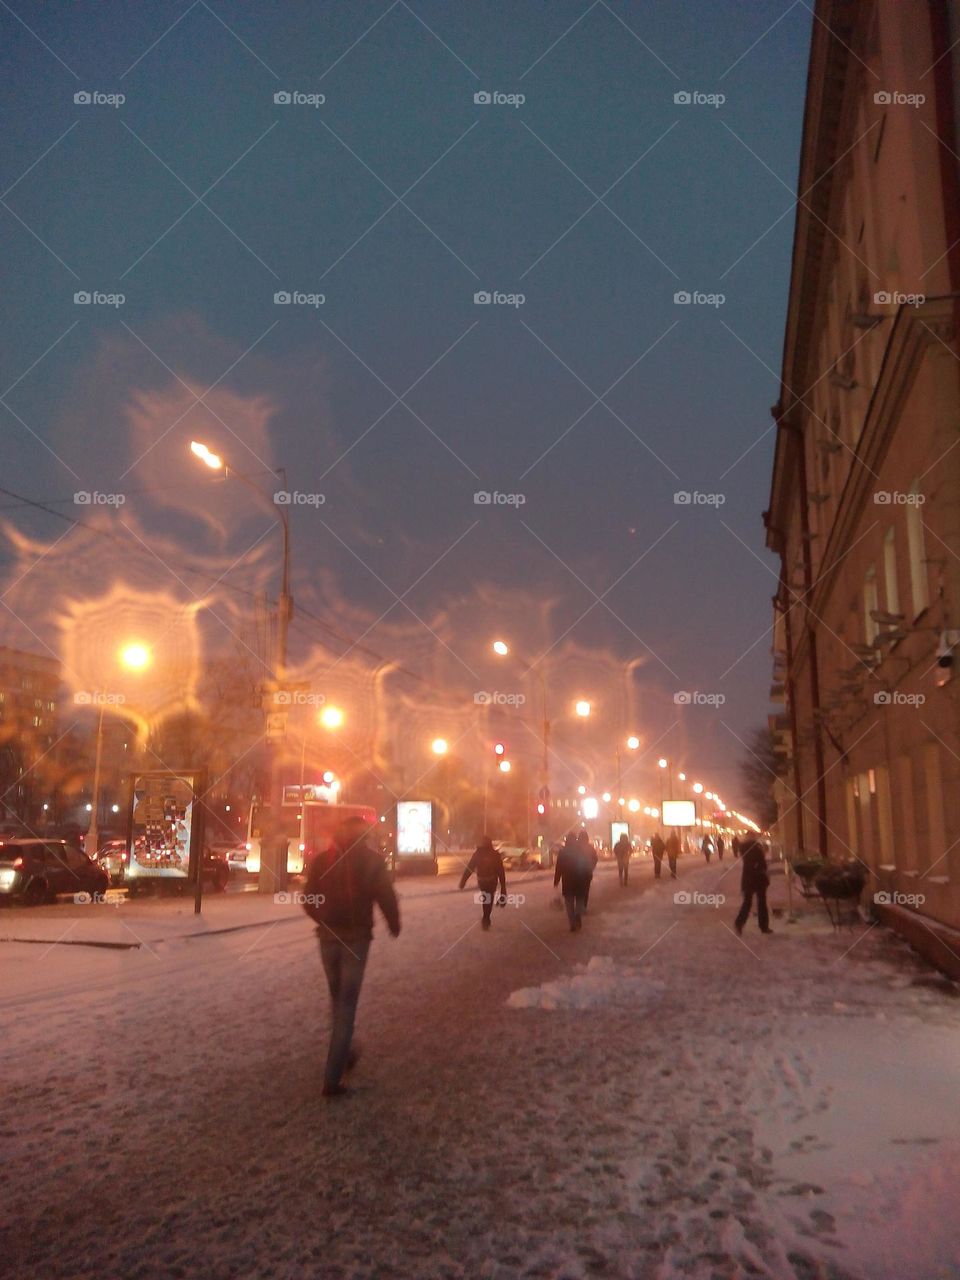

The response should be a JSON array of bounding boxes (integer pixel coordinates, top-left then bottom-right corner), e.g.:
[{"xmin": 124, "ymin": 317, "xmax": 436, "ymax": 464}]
[
  {"xmin": 766, "ymin": 0, "xmax": 960, "ymax": 970},
  {"xmin": 0, "ymin": 645, "xmax": 62, "ymax": 822}
]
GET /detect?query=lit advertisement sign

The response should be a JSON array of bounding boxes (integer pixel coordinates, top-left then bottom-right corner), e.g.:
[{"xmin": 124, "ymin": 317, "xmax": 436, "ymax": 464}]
[
  {"xmin": 128, "ymin": 772, "xmax": 201, "ymax": 879},
  {"xmin": 662, "ymin": 799, "xmax": 696, "ymax": 828},
  {"xmin": 396, "ymin": 801, "xmax": 433, "ymax": 856},
  {"xmin": 611, "ymin": 821, "xmax": 629, "ymax": 846}
]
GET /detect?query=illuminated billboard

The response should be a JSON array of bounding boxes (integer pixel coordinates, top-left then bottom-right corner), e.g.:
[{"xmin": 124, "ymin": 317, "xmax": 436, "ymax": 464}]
[
  {"xmin": 396, "ymin": 801, "xmax": 433, "ymax": 856},
  {"xmin": 611, "ymin": 821, "xmax": 629, "ymax": 846},
  {"xmin": 127, "ymin": 771, "xmax": 203, "ymax": 880},
  {"xmin": 661, "ymin": 799, "xmax": 696, "ymax": 828}
]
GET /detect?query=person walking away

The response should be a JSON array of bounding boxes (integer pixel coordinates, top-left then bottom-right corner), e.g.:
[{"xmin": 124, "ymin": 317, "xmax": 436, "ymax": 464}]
[
  {"xmin": 303, "ymin": 817, "xmax": 401, "ymax": 1097},
  {"xmin": 665, "ymin": 829, "xmax": 681, "ymax": 879},
  {"xmin": 614, "ymin": 833, "xmax": 632, "ymax": 887},
  {"xmin": 716, "ymin": 835, "xmax": 725, "ymax": 862},
  {"xmin": 732, "ymin": 834, "xmax": 741, "ymax": 859},
  {"xmin": 459, "ymin": 836, "xmax": 506, "ymax": 930},
  {"xmin": 554, "ymin": 832, "xmax": 591, "ymax": 931},
  {"xmin": 734, "ymin": 837, "xmax": 772, "ymax": 936},
  {"xmin": 650, "ymin": 831, "xmax": 665, "ymax": 879},
  {"xmin": 701, "ymin": 834, "xmax": 713, "ymax": 863},
  {"xmin": 577, "ymin": 829, "xmax": 599, "ymax": 909}
]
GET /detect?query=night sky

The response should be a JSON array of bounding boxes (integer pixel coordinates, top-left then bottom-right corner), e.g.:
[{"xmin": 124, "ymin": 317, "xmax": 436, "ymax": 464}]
[{"xmin": 0, "ymin": 1, "xmax": 811, "ymax": 809}]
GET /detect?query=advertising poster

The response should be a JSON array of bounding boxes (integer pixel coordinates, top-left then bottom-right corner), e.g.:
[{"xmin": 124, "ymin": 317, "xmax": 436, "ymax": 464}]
[
  {"xmin": 128, "ymin": 772, "xmax": 201, "ymax": 879},
  {"xmin": 661, "ymin": 799, "xmax": 696, "ymax": 828},
  {"xmin": 396, "ymin": 800, "xmax": 433, "ymax": 856},
  {"xmin": 611, "ymin": 821, "xmax": 630, "ymax": 847}
]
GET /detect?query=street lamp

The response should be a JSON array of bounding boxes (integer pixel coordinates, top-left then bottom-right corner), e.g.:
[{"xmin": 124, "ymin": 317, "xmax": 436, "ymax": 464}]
[
  {"xmin": 192, "ymin": 440, "xmax": 293, "ymax": 894},
  {"xmin": 616, "ymin": 734, "xmax": 640, "ymax": 821},
  {"xmin": 492, "ymin": 639, "xmax": 551, "ymax": 846},
  {"xmin": 574, "ymin": 700, "xmax": 591, "ymax": 717},
  {"xmin": 431, "ymin": 737, "xmax": 448, "ymax": 756},
  {"xmin": 88, "ymin": 642, "xmax": 152, "ymax": 856},
  {"xmin": 319, "ymin": 706, "xmax": 344, "ymax": 730}
]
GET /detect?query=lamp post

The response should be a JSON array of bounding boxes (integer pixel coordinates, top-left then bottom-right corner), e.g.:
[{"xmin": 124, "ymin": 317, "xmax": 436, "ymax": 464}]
[
  {"xmin": 191, "ymin": 441, "xmax": 293, "ymax": 894},
  {"xmin": 615, "ymin": 735, "xmax": 640, "ymax": 828},
  {"xmin": 87, "ymin": 642, "xmax": 151, "ymax": 857},
  {"xmin": 492, "ymin": 640, "xmax": 551, "ymax": 847}
]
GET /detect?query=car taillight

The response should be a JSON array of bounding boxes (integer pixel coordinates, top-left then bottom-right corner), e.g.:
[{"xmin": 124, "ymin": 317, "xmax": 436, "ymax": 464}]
[
  {"xmin": 122, "ymin": 851, "xmax": 129, "ymax": 863},
  {"xmin": 12, "ymin": 856, "xmax": 23, "ymax": 868}
]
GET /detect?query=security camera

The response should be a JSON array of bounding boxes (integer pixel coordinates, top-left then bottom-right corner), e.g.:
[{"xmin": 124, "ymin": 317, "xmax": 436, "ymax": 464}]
[{"xmin": 936, "ymin": 630, "xmax": 960, "ymax": 669}]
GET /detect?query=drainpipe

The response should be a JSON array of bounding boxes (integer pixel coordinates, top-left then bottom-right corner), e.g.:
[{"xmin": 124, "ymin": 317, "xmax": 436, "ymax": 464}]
[{"xmin": 776, "ymin": 410, "xmax": 829, "ymax": 859}]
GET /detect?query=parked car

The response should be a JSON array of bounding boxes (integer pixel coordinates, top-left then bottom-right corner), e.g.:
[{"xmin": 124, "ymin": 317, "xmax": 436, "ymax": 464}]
[
  {"xmin": 96, "ymin": 839, "xmax": 130, "ymax": 882},
  {"xmin": 223, "ymin": 844, "xmax": 250, "ymax": 873},
  {"xmin": 0, "ymin": 838, "xmax": 108, "ymax": 905}
]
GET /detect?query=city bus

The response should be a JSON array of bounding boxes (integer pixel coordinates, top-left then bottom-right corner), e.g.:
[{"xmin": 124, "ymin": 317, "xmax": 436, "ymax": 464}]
[{"xmin": 244, "ymin": 783, "xmax": 377, "ymax": 875}]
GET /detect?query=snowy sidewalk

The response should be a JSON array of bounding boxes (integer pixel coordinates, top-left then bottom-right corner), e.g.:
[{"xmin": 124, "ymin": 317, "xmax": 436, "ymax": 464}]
[{"xmin": 2, "ymin": 856, "xmax": 959, "ymax": 1279}]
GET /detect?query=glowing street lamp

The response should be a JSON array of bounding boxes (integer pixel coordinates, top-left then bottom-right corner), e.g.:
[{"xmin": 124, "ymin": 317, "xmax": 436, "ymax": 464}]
[
  {"xmin": 601, "ymin": 792, "xmax": 612, "ymax": 803},
  {"xmin": 119, "ymin": 642, "xmax": 151, "ymax": 671},
  {"xmin": 577, "ymin": 784, "xmax": 587, "ymax": 795},
  {"xmin": 627, "ymin": 798, "xmax": 640, "ymax": 813},
  {"xmin": 658, "ymin": 758, "xmax": 668, "ymax": 769},
  {"xmin": 89, "ymin": 641, "xmax": 152, "ymax": 857},
  {"xmin": 692, "ymin": 782, "xmax": 704, "ymax": 794},
  {"xmin": 498, "ymin": 759, "xmax": 511, "ymax": 773},
  {"xmin": 678, "ymin": 772, "xmax": 686, "ymax": 782},
  {"xmin": 319, "ymin": 706, "xmax": 344, "ymax": 730},
  {"xmin": 189, "ymin": 439, "xmax": 223, "ymax": 469},
  {"xmin": 431, "ymin": 737, "xmax": 449, "ymax": 756},
  {"xmin": 575, "ymin": 700, "xmax": 591, "ymax": 717},
  {"xmin": 492, "ymin": 639, "xmax": 509, "ymax": 656},
  {"xmin": 626, "ymin": 735, "xmax": 640, "ymax": 750}
]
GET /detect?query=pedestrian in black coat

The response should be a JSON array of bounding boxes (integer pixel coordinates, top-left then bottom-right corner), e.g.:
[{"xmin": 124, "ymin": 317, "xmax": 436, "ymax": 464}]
[
  {"xmin": 734, "ymin": 838, "xmax": 772, "ymax": 935},
  {"xmin": 459, "ymin": 837, "xmax": 506, "ymax": 930},
  {"xmin": 614, "ymin": 834, "xmax": 632, "ymax": 886},
  {"xmin": 716, "ymin": 835, "xmax": 725, "ymax": 862},
  {"xmin": 650, "ymin": 832, "xmax": 665, "ymax": 879},
  {"xmin": 554, "ymin": 832, "xmax": 592, "ymax": 931}
]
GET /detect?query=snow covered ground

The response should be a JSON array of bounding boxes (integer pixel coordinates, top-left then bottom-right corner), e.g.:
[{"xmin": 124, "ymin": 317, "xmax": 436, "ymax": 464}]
[{"xmin": 1, "ymin": 855, "xmax": 959, "ymax": 1279}]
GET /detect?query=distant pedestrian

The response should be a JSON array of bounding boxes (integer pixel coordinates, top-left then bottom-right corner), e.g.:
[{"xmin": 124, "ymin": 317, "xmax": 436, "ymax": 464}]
[
  {"xmin": 701, "ymin": 834, "xmax": 714, "ymax": 863},
  {"xmin": 716, "ymin": 835, "xmax": 725, "ymax": 862},
  {"xmin": 650, "ymin": 832, "xmax": 665, "ymax": 879},
  {"xmin": 459, "ymin": 836, "xmax": 506, "ymax": 931},
  {"xmin": 732, "ymin": 834, "xmax": 741, "ymax": 859},
  {"xmin": 554, "ymin": 831, "xmax": 593, "ymax": 931},
  {"xmin": 303, "ymin": 817, "xmax": 401, "ymax": 1098},
  {"xmin": 734, "ymin": 837, "xmax": 772, "ymax": 936},
  {"xmin": 614, "ymin": 833, "xmax": 632, "ymax": 887},
  {"xmin": 665, "ymin": 830, "xmax": 681, "ymax": 879}
]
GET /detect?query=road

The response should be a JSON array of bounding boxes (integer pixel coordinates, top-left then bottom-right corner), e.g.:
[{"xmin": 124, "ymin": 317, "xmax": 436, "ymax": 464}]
[{"xmin": 2, "ymin": 856, "xmax": 960, "ymax": 1280}]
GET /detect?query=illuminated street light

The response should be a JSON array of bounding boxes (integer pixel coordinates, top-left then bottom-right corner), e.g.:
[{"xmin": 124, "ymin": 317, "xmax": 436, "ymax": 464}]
[
  {"xmin": 658, "ymin": 758, "xmax": 667, "ymax": 769},
  {"xmin": 190, "ymin": 439, "xmax": 223, "ymax": 470},
  {"xmin": 627, "ymin": 798, "xmax": 640, "ymax": 812},
  {"xmin": 618, "ymin": 796, "xmax": 625, "ymax": 806},
  {"xmin": 119, "ymin": 642, "xmax": 151, "ymax": 671},
  {"xmin": 626, "ymin": 735, "xmax": 640, "ymax": 750},
  {"xmin": 322, "ymin": 770, "xmax": 335, "ymax": 784},
  {"xmin": 577, "ymin": 784, "xmax": 586, "ymax": 795},
  {"xmin": 706, "ymin": 791, "xmax": 714, "ymax": 800},
  {"xmin": 601, "ymin": 792, "xmax": 611, "ymax": 803},
  {"xmin": 498, "ymin": 759, "xmax": 511, "ymax": 773},
  {"xmin": 575, "ymin": 700, "xmax": 591, "ymax": 717},
  {"xmin": 492, "ymin": 640, "xmax": 509, "ymax": 656},
  {"xmin": 678, "ymin": 772, "xmax": 686, "ymax": 782},
  {"xmin": 431, "ymin": 738, "xmax": 448, "ymax": 756},
  {"xmin": 582, "ymin": 796, "xmax": 599, "ymax": 820},
  {"xmin": 320, "ymin": 706, "xmax": 344, "ymax": 730},
  {"xmin": 693, "ymin": 782, "xmax": 704, "ymax": 794}
]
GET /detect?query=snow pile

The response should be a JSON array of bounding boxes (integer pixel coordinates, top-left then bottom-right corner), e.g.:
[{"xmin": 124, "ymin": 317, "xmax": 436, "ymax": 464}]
[{"xmin": 506, "ymin": 954, "xmax": 665, "ymax": 1010}]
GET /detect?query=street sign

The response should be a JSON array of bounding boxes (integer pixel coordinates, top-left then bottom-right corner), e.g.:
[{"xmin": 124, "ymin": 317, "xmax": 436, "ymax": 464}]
[{"xmin": 265, "ymin": 710, "xmax": 287, "ymax": 741}]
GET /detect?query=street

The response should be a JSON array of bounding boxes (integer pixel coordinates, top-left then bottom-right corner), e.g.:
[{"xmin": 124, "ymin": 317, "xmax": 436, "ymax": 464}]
[{"xmin": 3, "ymin": 857, "xmax": 959, "ymax": 1280}]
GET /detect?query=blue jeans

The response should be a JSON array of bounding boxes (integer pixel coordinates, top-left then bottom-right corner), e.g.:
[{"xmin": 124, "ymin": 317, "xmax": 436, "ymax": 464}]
[{"xmin": 319, "ymin": 935, "xmax": 371, "ymax": 1089}]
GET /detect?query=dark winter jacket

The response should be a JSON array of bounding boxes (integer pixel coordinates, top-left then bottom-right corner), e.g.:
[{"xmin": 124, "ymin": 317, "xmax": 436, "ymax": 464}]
[
  {"xmin": 614, "ymin": 836, "xmax": 631, "ymax": 865},
  {"xmin": 459, "ymin": 842, "xmax": 506, "ymax": 893},
  {"xmin": 554, "ymin": 839, "xmax": 594, "ymax": 893},
  {"xmin": 650, "ymin": 834, "xmax": 666, "ymax": 859},
  {"xmin": 739, "ymin": 840, "xmax": 769, "ymax": 893},
  {"xmin": 303, "ymin": 839, "xmax": 400, "ymax": 941}
]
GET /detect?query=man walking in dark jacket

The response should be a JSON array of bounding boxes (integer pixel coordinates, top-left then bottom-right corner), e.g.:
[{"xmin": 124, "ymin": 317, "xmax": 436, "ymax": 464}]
[
  {"xmin": 734, "ymin": 837, "xmax": 772, "ymax": 936},
  {"xmin": 614, "ymin": 833, "xmax": 632, "ymax": 887},
  {"xmin": 303, "ymin": 817, "xmax": 400, "ymax": 1097},
  {"xmin": 554, "ymin": 831, "xmax": 593, "ymax": 931},
  {"xmin": 459, "ymin": 836, "xmax": 506, "ymax": 930},
  {"xmin": 650, "ymin": 831, "xmax": 665, "ymax": 879}
]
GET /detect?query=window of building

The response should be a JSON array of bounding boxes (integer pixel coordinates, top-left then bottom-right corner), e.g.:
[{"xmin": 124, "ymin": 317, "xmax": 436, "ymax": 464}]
[
  {"xmin": 883, "ymin": 526, "xmax": 901, "ymax": 617},
  {"xmin": 905, "ymin": 479, "xmax": 929, "ymax": 618},
  {"xmin": 864, "ymin": 566, "xmax": 879, "ymax": 642}
]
